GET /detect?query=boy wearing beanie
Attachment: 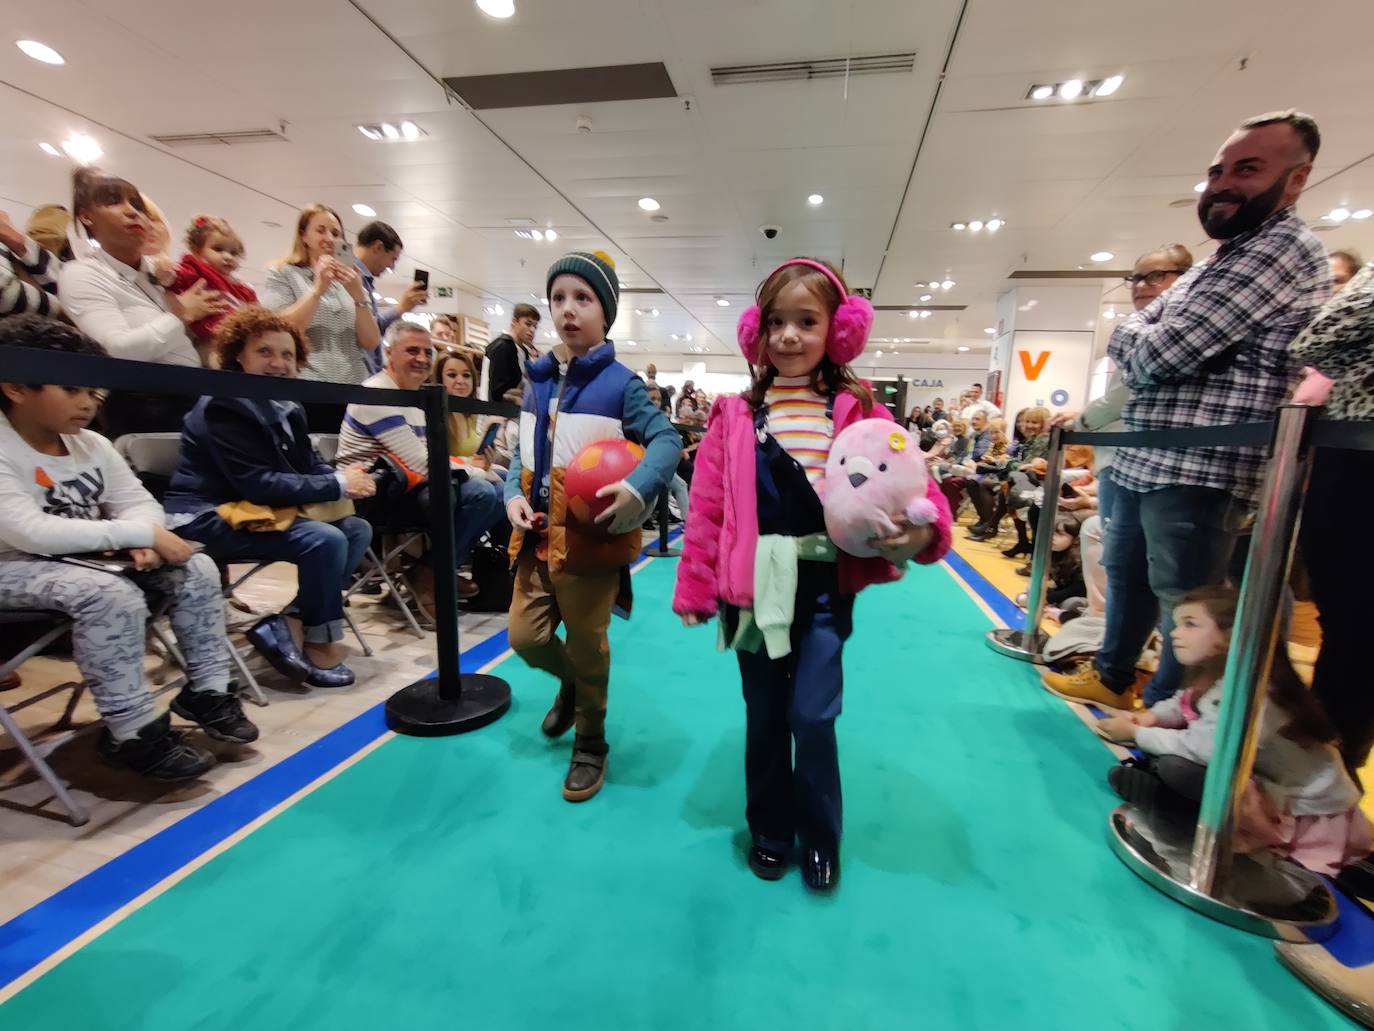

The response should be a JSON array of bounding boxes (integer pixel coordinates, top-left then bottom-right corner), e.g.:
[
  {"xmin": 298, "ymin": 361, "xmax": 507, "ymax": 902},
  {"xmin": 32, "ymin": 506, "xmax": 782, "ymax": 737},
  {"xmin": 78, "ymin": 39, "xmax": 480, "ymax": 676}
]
[{"xmin": 505, "ymin": 250, "xmax": 681, "ymax": 801}]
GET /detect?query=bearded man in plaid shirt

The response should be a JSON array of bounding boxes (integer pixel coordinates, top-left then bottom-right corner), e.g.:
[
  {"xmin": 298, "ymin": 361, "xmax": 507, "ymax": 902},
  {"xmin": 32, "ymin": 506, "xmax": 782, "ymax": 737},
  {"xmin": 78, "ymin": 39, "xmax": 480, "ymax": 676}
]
[{"xmin": 1044, "ymin": 111, "xmax": 1331, "ymax": 709}]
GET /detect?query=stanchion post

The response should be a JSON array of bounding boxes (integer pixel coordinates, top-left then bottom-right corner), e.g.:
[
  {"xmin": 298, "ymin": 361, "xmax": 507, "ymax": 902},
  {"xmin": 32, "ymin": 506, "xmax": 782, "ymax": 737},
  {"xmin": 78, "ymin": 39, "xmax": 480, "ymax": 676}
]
[
  {"xmin": 1190, "ymin": 404, "xmax": 1315, "ymax": 892},
  {"xmin": 1106, "ymin": 404, "xmax": 1337, "ymax": 941},
  {"xmin": 985, "ymin": 423, "xmax": 1065, "ymax": 661},
  {"xmin": 384, "ymin": 386, "xmax": 512, "ymax": 736},
  {"xmin": 644, "ymin": 489, "xmax": 681, "ymax": 558}
]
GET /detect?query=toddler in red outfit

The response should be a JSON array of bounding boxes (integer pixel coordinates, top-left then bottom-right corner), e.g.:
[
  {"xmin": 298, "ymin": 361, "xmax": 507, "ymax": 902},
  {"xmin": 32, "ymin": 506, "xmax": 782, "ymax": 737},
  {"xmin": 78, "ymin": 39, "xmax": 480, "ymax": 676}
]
[{"xmin": 170, "ymin": 216, "xmax": 258, "ymax": 358}]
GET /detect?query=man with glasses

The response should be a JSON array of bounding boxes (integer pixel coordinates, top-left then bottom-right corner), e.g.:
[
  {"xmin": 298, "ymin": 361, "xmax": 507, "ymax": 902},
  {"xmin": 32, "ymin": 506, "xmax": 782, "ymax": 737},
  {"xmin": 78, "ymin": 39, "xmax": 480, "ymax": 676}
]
[{"xmin": 1044, "ymin": 110, "xmax": 1330, "ymax": 710}]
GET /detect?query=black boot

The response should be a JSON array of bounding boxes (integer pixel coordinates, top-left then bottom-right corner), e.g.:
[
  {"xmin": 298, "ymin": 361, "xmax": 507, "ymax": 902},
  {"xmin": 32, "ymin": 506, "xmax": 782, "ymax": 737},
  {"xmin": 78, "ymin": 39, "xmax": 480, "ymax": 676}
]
[
  {"xmin": 562, "ymin": 736, "xmax": 608, "ymax": 802},
  {"xmin": 800, "ymin": 844, "xmax": 840, "ymax": 892},
  {"xmin": 97, "ymin": 712, "xmax": 214, "ymax": 781},
  {"xmin": 540, "ymin": 681, "xmax": 575, "ymax": 738}
]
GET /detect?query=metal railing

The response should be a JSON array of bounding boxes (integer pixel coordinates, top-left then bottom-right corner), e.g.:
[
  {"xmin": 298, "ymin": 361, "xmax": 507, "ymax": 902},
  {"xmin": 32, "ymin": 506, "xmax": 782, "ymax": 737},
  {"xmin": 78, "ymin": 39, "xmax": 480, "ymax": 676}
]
[{"xmin": 984, "ymin": 404, "xmax": 1374, "ymax": 942}]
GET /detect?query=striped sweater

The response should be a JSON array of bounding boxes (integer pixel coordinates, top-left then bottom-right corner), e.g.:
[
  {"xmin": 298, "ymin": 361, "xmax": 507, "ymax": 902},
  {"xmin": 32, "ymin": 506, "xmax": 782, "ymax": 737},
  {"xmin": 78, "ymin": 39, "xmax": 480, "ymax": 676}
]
[
  {"xmin": 765, "ymin": 376, "xmax": 832, "ymax": 486},
  {"xmin": 1, "ymin": 239, "xmax": 62, "ymax": 318},
  {"xmin": 335, "ymin": 370, "xmax": 428, "ymax": 473}
]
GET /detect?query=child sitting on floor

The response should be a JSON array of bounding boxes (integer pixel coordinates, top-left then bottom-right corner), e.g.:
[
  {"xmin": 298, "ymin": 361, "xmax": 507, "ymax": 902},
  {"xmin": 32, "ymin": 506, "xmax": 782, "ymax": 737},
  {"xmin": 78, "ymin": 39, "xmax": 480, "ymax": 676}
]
[{"xmin": 1095, "ymin": 584, "xmax": 1369, "ymax": 876}]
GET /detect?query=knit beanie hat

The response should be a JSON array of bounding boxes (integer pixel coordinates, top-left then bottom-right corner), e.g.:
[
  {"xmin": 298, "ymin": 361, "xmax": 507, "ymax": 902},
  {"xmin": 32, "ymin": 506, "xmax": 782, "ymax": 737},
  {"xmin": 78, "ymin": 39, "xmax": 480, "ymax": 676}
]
[{"xmin": 546, "ymin": 250, "xmax": 619, "ymax": 332}]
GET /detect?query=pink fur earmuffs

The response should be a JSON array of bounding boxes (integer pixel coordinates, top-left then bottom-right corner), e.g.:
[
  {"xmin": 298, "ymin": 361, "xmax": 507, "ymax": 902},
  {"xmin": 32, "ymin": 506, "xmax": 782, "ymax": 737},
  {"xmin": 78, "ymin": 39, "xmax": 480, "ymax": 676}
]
[{"xmin": 736, "ymin": 258, "xmax": 874, "ymax": 366}]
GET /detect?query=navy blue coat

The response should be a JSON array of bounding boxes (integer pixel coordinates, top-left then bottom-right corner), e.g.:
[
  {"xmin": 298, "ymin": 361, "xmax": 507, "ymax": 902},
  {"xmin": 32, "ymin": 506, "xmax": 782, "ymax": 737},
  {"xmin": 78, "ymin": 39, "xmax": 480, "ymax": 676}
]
[{"xmin": 164, "ymin": 396, "xmax": 341, "ymax": 518}]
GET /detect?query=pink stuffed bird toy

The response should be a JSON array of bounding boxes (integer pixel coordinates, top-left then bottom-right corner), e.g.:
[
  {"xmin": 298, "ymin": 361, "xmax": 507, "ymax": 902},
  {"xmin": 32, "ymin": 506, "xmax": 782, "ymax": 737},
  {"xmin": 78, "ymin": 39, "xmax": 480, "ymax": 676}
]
[{"xmin": 823, "ymin": 420, "xmax": 939, "ymax": 558}]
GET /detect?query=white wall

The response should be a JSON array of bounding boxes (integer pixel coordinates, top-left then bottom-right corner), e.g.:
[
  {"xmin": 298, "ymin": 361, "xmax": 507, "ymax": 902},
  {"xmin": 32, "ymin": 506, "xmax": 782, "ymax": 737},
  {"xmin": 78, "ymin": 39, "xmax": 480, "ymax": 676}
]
[{"xmin": 1003, "ymin": 331, "xmax": 1096, "ymax": 418}]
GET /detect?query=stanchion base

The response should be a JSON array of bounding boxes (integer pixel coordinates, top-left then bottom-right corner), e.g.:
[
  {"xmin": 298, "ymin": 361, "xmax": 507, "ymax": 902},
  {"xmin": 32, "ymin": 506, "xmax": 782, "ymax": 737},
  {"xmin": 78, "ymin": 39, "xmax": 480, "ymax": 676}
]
[
  {"xmin": 1276, "ymin": 938, "xmax": 1374, "ymax": 1028},
  {"xmin": 644, "ymin": 544, "xmax": 681, "ymax": 558},
  {"xmin": 1107, "ymin": 803, "xmax": 1338, "ymax": 942},
  {"xmin": 385, "ymin": 674, "xmax": 511, "ymax": 737},
  {"xmin": 984, "ymin": 627, "xmax": 1049, "ymax": 663}
]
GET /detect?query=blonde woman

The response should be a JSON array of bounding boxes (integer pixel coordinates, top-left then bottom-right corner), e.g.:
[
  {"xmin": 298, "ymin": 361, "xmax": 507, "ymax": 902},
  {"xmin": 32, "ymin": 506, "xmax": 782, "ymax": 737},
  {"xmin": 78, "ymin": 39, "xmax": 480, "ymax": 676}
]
[{"xmin": 262, "ymin": 204, "xmax": 379, "ymax": 388}]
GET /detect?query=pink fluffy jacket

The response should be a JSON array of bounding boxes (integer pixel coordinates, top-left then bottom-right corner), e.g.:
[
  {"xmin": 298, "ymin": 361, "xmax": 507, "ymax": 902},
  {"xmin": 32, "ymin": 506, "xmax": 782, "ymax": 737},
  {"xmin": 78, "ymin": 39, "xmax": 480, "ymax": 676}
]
[{"xmin": 672, "ymin": 392, "xmax": 953, "ymax": 618}]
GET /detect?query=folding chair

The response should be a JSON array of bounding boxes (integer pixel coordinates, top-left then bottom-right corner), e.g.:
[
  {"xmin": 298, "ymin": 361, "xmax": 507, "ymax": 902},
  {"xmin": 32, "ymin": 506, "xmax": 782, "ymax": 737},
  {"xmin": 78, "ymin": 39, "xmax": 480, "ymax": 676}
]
[
  {"xmin": 344, "ymin": 523, "xmax": 432, "ymax": 638},
  {"xmin": 113, "ymin": 433, "xmax": 268, "ymax": 705},
  {"xmin": 0, "ymin": 611, "xmax": 89, "ymax": 826}
]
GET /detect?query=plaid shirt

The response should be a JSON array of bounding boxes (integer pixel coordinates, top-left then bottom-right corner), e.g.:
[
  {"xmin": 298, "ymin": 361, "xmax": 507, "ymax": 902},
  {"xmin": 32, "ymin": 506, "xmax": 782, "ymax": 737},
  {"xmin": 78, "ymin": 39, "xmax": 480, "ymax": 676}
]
[{"xmin": 1109, "ymin": 206, "xmax": 1330, "ymax": 503}]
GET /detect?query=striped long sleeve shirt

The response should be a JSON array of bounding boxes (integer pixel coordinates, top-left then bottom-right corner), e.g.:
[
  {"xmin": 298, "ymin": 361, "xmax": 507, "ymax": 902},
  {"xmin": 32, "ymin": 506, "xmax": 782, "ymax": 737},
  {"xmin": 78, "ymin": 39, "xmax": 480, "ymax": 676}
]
[
  {"xmin": 765, "ymin": 376, "xmax": 832, "ymax": 486},
  {"xmin": 1108, "ymin": 206, "xmax": 1330, "ymax": 504},
  {"xmin": 1, "ymin": 239, "xmax": 62, "ymax": 318},
  {"xmin": 335, "ymin": 370, "xmax": 429, "ymax": 473}
]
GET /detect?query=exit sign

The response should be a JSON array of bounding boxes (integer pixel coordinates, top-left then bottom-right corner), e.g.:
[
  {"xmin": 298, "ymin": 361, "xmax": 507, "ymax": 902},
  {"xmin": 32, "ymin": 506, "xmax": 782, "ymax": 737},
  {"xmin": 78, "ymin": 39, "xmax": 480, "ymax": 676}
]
[
  {"xmin": 434, "ymin": 286, "xmax": 454, "ymax": 299},
  {"xmin": 853, "ymin": 287, "xmax": 873, "ymax": 299}
]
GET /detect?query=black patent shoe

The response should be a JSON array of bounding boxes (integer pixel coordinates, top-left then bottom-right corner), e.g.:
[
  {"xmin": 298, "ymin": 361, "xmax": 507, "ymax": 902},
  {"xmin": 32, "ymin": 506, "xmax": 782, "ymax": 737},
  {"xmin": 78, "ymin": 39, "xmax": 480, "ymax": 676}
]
[
  {"xmin": 1002, "ymin": 542, "xmax": 1031, "ymax": 558},
  {"xmin": 97, "ymin": 712, "xmax": 214, "ymax": 782},
  {"xmin": 562, "ymin": 738, "xmax": 607, "ymax": 802},
  {"xmin": 541, "ymin": 681, "xmax": 575, "ymax": 738},
  {"xmin": 245, "ymin": 615, "xmax": 312, "ymax": 683},
  {"xmin": 748, "ymin": 843, "xmax": 788, "ymax": 881},
  {"xmin": 800, "ymin": 845, "xmax": 840, "ymax": 892}
]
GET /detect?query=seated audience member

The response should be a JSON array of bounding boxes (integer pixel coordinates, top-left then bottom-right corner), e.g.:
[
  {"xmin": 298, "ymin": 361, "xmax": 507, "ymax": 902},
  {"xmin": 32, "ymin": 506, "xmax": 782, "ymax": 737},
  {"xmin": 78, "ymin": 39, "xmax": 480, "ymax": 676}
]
[
  {"xmin": 25, "ymin": 205, "xmax": 72, "ymax": 263},
  {"xmin": 169, "ymin": 215, "xmax": 259, "ymax": 359},
  {"xmin": 937, "ymin": 408, "xmax": 994, "ymax": 513},
  {"xmin": 0, "ymin": 208, "xmax": 63, "ymax": 319},
  {"xmin": 0, "ymin": 316, "xmax": 256, "ymax": 780},
  {"xmin": 430, "ymin": 314, "xmax": 459, "ymax": 346},
  {"xmin": 1329, "ymin": 249, "xmax": 1363, "ymax": 292},
  {"xmin": 644, "ymin": 385, "xmax": 690, "ymax": 525},
  {"xmin": 58, "ymin": 168, "xmax": 228, "ymax": 435},
  {"xmin": 434, "ymin": 350, "xmax": 505, "ymax": 482},
  {"xmin": 164, "ymin": 308, "xmax": 375, "ymax": 688},
  {"xmin": 960, "ymin": 381, "xmax": 1001, "ymax": 422},
  {"xmin": 337, "ymin": 322, "xmax": 505, "ymax": 599},
  {"xmin": 485, "ymin": 303, "xmax": 541, "ymax": 403}
]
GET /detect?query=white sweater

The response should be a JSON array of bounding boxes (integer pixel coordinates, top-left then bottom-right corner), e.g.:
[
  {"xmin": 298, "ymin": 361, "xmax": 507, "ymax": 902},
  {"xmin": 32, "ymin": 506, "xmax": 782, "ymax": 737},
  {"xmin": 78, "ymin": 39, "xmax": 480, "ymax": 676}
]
[
  {"xmin": 1136, "ymin": 686, "xmax": 1360, "ymax": 817},
  {"xmin": 0, "ymin": 411, "xmax": 163, "ymax": 562}
]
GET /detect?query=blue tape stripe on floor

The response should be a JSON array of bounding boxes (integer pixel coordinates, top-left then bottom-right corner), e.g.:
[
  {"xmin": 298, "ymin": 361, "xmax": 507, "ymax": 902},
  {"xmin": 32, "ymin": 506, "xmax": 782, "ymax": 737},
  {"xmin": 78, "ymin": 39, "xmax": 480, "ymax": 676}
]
[
  {"xmin": 941, "ymin": 548, "xmax": 1024, "ymax": 628},
  {"xmin": 0, "ymin": 535, "xmax": 687, "ymax": 992}
]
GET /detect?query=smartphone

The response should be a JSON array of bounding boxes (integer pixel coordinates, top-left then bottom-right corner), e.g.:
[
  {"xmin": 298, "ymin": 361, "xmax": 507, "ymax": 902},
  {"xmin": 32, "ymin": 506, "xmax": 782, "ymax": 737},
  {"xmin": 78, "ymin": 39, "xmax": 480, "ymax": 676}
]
[
  {"xmin": 477, "ymin": 422, "xmax": 501, "ymax": 454},
  {"xmin": 414, "ymin": 269, "xmax": 430, "ymax": 289},
  {"xmin": 333, "ymin": 237, "xmax": 352, "ymax": 261}
]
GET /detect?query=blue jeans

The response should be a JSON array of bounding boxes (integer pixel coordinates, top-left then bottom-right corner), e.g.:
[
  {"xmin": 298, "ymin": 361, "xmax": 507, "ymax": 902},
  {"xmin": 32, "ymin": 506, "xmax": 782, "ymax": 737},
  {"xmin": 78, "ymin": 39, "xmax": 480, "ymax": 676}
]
[
  {"xmin": 1096, "ymin": 467, "xmax": 1118, "ymax": 535},
  {"xmin": 736, "ymin": 587, "xmax": 851, "ymax": 854},
  {"xmin": 358, "ymin": 475, "xmax": 506, "ymax": 570},
  {"xmin": 182, "ymin": 513, "xmax": 372, "ymax": 644},
  {"xmin": 1094, "ymin": 485, "xmax": 1247, "ymax": 704}
]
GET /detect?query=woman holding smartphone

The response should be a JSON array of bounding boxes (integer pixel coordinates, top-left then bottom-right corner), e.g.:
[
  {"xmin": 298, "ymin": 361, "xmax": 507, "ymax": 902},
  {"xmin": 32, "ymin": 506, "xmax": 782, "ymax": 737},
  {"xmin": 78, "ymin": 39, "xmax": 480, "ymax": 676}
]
[
  {"xmin": 434, "ymin": 351, "xmax": 505, "ymax": 481},
  {"xmin": 262, "ymin": 204, "xmax": 379, "ymax": 389}
]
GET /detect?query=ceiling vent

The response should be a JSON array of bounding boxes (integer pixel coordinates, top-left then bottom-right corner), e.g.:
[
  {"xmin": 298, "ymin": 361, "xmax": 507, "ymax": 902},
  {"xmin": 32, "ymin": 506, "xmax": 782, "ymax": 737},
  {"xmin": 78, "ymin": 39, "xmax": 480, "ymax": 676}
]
[
  {"xmin": 711, "ymin": 52, "xmax": 916, "ymax": 87},
  {"xmin": 150, "ymin": 127, "xmax": 288, "ymax": 148},
  {"xmin": 1009, "ymin": 269, "xmax": 1129, "ymax": 280}
]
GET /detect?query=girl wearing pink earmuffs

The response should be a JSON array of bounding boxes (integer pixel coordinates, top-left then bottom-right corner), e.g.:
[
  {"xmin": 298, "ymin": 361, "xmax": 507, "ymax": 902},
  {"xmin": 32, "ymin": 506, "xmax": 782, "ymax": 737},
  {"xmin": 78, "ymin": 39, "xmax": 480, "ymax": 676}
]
[{"xmin": 672, "ymin": 257, "xmax": 952, "ymax": 892}]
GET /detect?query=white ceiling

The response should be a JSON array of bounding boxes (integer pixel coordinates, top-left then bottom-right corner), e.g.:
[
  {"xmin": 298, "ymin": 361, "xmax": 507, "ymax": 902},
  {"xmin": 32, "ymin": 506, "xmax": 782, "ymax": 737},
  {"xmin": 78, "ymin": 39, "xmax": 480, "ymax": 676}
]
[{"xmin": 2, "ymin": 0, "xmax": 1372, "ymax": 368}]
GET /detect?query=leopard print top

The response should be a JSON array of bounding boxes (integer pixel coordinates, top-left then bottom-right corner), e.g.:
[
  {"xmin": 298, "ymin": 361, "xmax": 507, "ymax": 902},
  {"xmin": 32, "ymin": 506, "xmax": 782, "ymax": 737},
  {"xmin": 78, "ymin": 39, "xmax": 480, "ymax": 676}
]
[{"xmin": 1292, "ymin": 263, "xmax": 1374, "ymax": 420}]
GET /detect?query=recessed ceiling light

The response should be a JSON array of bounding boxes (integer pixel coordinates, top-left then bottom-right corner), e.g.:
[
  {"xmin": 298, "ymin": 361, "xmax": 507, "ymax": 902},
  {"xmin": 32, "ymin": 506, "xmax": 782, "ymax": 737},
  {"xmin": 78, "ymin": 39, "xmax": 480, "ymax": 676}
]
[
  {"xmin": 920, "ymin": 310, "xmax": 932, "ymax": 319},
  {"xmin": 60, "ymin": 134, "xmax": 101, "ymax": 164},
  {"xmin": 1327, "ymin": 208, "xmax": 1352, "ymax": 223},
  {"xmin": 951, "ymin": 222, "xmax": 967, "ymax": 231},
  {"xmin": 650, "ymin": 308, "xmax": 660, "ymax": 317},
  {"xmin": 476, "ymin": 0, "xmax": 516, "ymax": 17},
  {"xmin": 1354, "ymin": 209, "xmax": 1373, "ymax": 221},
  {"xmin": 957, "ymin": 345, "xmax": 970, "ymax": 352},
  {"xmin": 1059, "ymin": 79, "xmax": 1084, "ymax": 100},
  {"xmin": 940, "ymin": 279, "xmax": 954, "ymax": 290},
  {"xmin": 531, "ymin": 229, "xmax": 545, "ymax": 241},
  {"xmin": 968, "ymin": 220, "xmax": 984, "ymax": 232},
  {"xmin": 514, "ymin": 230, "xmax": 533, "ymax": 240},
  {"xmin": 807, "ymin": 193, "xmax": 824, "ymax": 206},
  {"xmin": 38, "ymin": 142, "xmax": 60, "ymax": 157},
  {"xmin": 984, "ymin": 327, "xmax": 996, "ymax": 335},
  {"xmin": 380, "ymin": 123, "xmax": 400, "ymax": 140},
  {"xmin": 400, "ymin": 121, "xmax": 420, "ymax": 140},
  {"xmin": 876, "ymin": 350, "xmax": 884, "ymax": 358},
  {"xmin": 1093, "ymin": 75, "xmax": 1124, "ymax": 97},
  {"xmin": 1194, "ymin": 181, "xmax": 1206, "ymax": 193},
  {"xmin": 358, "ymin": 125, "xmax": 382, "ymax": 141},
  {"xmin": 638, "ymin": 197, "xmax": 660, "ymax": 212},
  {"xmin": 908, "ymin": 310, "xmax": 919, "ymax": 319},
  {"xmin": 545, "ymin": 228, "xmax": 558, "ymax": 241},
  {"xmin": 986, "ymin": 218, "xmax": 1004, "ymax": 232},
  {"xmin": 352, "ymin": 203, "xmax": 376, "ymax": 217},
  {"xmin": 715, "ymin": 297, "xmax": 730, "ymax": 306},
  {"xmin": 1030, "ymin": 85, "xmax": 1054, "ymax": 101},
  {"xmin": 1090, "ymin": 251, "xmax": 1114, "ymax": 263},
  {"xmin": 919, "ymin": 294, "xmax": 932, "ymax": 302},
  {"xmin": 625, "ymin": 339, "xmax": 637, "ymax": 346},
  {"xmin": 17, "ymin": 40, "xmax": 64, "ymax": 65}
]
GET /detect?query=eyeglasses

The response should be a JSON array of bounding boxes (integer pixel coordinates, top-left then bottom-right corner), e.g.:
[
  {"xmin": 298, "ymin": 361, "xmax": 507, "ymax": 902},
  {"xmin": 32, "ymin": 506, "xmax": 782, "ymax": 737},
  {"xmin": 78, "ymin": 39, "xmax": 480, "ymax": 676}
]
[{"xmin": 1123, "ymin": 269, "xmax": 1186, "ymax": 288}]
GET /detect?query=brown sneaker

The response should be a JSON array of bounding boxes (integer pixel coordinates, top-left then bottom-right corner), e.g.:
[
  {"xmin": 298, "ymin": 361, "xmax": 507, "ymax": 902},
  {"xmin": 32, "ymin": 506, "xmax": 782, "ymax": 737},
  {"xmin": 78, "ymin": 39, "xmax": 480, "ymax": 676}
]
[
  {"xmin": 1041, "ymin": 662, "xmax": 1138, "ymax": 710},
  {"xmin": 562, "ymin": 739, "xmax": 608, "ymax": 802}
]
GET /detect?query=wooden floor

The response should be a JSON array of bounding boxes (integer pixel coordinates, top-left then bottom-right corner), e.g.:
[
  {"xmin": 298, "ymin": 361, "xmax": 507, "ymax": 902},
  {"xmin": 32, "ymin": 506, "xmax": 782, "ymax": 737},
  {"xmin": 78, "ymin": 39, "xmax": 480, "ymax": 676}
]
[{"xmin": 0, "ymin": 563, "xmax": 509, "ymax": 926}]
